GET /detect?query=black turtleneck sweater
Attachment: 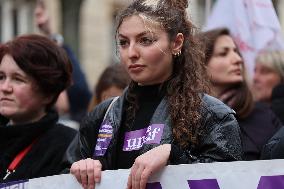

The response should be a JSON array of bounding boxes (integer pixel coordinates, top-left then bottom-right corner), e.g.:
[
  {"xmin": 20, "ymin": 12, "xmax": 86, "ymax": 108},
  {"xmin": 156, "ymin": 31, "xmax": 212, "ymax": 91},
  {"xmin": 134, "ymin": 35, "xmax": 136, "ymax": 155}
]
[
  {"xmin": 116, "ymin": 83, "xmax": 167, "ymax": 169},
  {"xmin": 0, "ymin": 111, "xmax": 76, "ymax": 183}
]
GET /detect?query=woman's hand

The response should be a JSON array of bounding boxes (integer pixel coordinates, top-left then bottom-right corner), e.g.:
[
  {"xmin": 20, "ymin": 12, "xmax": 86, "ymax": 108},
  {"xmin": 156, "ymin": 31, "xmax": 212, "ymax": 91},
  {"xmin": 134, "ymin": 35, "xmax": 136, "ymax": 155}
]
[
  {"xmin": 127, "ymin": 144, "xmax": 171, "ymax": 189},
  {"xmin": 70, "ymin": 158, "xmax": 102, "ymax": 189}
]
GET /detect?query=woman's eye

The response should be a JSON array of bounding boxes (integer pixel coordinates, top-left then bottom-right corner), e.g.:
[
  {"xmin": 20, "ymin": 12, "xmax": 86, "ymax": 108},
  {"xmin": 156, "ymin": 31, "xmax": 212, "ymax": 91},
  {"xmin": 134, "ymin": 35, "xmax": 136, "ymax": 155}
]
[
  {"xmin": 14, "ymin": 77, "xmax": 24, "ymax": 82},
  {"xmin": 0, "ymin": 74, "xmax": 5, "ymax": 80},
  {"xmin": 217, "ymin": 51, "xmax": 228, "ymax": 56},
  {"xmin": 260, "ymin": 68, "xmax": 273, "ymax": 74},
  {"xmin": 118, "ymin": 39, "xmax": 128, "ymax": 47},
  {"xmin": 140, "ymin": 37, "xmax": 156, "ymax": 45}
]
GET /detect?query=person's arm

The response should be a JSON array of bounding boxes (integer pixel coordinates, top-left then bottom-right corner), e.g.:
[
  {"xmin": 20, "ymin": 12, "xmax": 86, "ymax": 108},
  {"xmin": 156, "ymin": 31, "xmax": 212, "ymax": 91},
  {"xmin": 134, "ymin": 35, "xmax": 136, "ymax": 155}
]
[
  {"xmin": 63, "ymin": 45, "xmax": 92, "ymax": 122},
  {"xmin": 127, "ymin": 144, "xmax": 171, "ymax": 189},
  {"xmin": 67, "ymin": 99, "xmax": 112, "ymax": 188},
  {"xmin": 126, "ymin": 103, "xmax": 243, "ymax": 189},
  {"xmin": 71, "ymin": 158, "xmax": 102, "ymax": 189},
  {"xmin": 67, "ymin": 130, "xmax": 103, "ymax": 189}
]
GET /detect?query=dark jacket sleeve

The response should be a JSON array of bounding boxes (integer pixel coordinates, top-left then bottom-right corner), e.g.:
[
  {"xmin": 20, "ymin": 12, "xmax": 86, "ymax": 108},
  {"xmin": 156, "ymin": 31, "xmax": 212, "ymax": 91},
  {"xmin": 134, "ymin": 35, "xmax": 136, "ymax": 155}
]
[
  {"xmin": 62, "ymin": 99, "xmax": 112, "ymax": 171},
  {"xmin": 261, "ymin": 126, "xmax": 284, "ymax": 159},
  {"xmin": 62, "ymin": 45, "xmax": 92, "ymax": 122},
  {"xmin": 169, "ymin": 95, "xmax": 243, "ymax": 164}
]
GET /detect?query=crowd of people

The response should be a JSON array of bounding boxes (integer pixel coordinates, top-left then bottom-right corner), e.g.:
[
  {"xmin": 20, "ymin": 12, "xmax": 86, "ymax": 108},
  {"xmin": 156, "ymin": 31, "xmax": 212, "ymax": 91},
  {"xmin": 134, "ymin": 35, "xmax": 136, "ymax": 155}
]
[{"xmin": 0, "ymin": 0, "xmax": 284, "ymax": 188}]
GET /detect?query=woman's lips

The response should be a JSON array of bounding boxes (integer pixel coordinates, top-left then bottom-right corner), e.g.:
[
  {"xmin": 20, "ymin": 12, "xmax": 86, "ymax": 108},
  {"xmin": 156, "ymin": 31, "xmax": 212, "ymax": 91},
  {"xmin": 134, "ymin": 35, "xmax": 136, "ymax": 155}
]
[
  {"xmin": 0, "ymin": 97, "xmax": 13, "ymax": 101},
  {"xmin": 0, "ymin": 98, "xmax": 13, "ymax": 105},
  {"xmin": 128, "ymin": 64, "xmax": 146, "ymax": 72},
  {"xmin": 230, "ymin": 69, "xmax": 242, "ymax": 75}
]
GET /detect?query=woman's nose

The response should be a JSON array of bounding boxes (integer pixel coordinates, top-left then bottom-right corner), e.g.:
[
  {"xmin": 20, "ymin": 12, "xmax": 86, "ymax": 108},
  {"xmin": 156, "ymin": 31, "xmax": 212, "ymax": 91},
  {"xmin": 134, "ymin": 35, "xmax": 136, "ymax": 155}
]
[
  {"xmin": 0, "ymin": 80, "xmax": 13, "ymax": 93},
  {"xmin": 232, "ymin": 52, "xmax": 242, "ymax": 64},
  {"xmin": 128, "ymin": 43, "xmax": 139, "ymax": 59},
  {"xmin": 253, "ymin": 70, "xmax": 260, "ymax": 84}
]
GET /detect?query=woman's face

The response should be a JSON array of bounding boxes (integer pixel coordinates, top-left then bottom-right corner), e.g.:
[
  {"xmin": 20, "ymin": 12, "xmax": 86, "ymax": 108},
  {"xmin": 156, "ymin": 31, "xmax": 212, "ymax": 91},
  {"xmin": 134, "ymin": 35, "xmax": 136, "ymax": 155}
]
[
  {"xmin": 117, "ymin": 15, "xmax": 174, "ymax": 85},
  {"xmin": 252, "ymin": 63, "xmax": 281, "ymax": 102},
  {"xmin": 207, "ymin": 35, "xmax": 243, "ymax": 88},
  {"xmin": 0, "ymin": 54, "xmax": 49, "ymax": 125}
]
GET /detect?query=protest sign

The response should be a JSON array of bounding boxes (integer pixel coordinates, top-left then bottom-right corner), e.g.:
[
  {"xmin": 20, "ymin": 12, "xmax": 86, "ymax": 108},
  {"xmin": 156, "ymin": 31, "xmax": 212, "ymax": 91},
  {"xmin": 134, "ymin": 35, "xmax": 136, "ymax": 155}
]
[{"xmin": 1, "ymin": 159, "xmax": 284, "ymax": 189}]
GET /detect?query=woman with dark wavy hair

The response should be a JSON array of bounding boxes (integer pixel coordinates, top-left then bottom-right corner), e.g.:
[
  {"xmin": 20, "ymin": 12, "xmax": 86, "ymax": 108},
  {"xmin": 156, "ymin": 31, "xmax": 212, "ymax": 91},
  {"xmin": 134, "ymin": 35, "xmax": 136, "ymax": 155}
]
[
  {"xmin": 199, "ymin": 28, "xmax": 282, "ymax": 161},
  {"xmin": 0, "ymin": 34, "xmax": 76, "ymax": 183},
  {"xmin": 68, "ymin": 1, "xmax": 242, "ymax": 189}
]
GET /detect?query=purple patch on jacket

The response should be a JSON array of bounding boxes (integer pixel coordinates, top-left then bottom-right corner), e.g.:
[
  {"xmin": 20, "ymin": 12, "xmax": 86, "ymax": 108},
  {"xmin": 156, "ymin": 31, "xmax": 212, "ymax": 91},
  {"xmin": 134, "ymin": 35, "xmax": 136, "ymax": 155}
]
[
  {"xmin": 123, "ymin": 124, "xmax": 164, "ymax": 151},
  {"xmin": 94, "ymin": 121, "xmax": 113, "ymax": 156}
]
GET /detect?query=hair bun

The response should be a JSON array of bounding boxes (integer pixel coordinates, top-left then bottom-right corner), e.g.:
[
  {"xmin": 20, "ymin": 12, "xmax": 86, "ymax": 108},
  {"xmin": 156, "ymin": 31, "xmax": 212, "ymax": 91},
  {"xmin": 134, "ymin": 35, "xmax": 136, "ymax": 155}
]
[
  {"xmin": 168, "ymin": 0, "xmax": 188, "ymax": 10},
  {"xmin": 141, "ymin": 0, "xmax": 188, "ymax": 11}
]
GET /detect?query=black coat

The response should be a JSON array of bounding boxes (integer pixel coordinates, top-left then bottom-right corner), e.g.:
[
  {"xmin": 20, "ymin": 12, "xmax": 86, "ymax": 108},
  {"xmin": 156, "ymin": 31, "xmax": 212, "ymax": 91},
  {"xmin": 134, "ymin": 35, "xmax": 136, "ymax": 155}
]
[
  {"xmin": 261, "ymin": 126, "xmax": 284, "ymax": 159},
  {"xmin": 64, "ymin": 92, "xmax": 242, "ymax": 170},
  {"xmin": 0, "ymin": 110, "xmax": 77, "ymax": 183},
  {"xmin": 238, "ymin": 102, "xmax": 283, "ymax": 160},
  {"xmin": 271, "ymin": 83, "xmax": 284, "ymax": 124}
]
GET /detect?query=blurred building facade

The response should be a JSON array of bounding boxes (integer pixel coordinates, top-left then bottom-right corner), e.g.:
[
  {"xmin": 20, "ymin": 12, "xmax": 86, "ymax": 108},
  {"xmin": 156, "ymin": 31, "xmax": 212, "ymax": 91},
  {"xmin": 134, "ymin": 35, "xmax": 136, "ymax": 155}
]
[{"xmin": 0, "ymin": 0, "xmax": 284, "ymax": 88}]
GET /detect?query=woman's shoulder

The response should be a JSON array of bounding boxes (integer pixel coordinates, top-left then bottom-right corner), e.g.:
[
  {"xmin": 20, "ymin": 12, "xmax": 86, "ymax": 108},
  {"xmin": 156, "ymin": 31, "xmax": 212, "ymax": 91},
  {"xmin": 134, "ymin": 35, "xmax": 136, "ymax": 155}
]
[
  {"xmin": 243, "ymin": 101, "xmax": 283, "ymax": 129},
  {"xmin": 261, "ymin": 126, "xmax": 284, "ymax": 159},
  {"xmin": 249, "ymin": 102, "xmax": 281, "ymax": 122},
  {"xmin": 54, "ymin": 123, "xmax": 77, "ymax": 135},
  {"xmin": 80, "ymin": 96, "xmax": 123, "ymax": 129},
  {"xmin": 201, "ymin": 94, "xmax": 236, "ymax": 118},
  {"xmin": 34, "ymin": 124, "xmax": 77, "ymax": 156},
  {"xmin": 44, "ymin": 123, "xmax": 77, "ymax": 142},
  {"xmin": 88, "ymin": 98, "xmax": 114, "ymax": 116}
]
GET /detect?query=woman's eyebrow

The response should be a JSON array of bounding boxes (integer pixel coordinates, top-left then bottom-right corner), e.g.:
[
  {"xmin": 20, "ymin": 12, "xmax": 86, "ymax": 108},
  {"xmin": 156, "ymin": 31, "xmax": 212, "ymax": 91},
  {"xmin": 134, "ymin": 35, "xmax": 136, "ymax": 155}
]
[{"xmin": 118, "ymin": 31, "xmax": 154, "ymax": 38}]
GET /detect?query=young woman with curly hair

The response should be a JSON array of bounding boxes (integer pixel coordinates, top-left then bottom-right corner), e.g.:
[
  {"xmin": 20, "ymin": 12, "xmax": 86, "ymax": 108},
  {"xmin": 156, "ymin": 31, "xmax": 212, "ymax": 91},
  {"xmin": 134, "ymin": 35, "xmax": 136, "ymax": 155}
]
[{"xmin": 67, "ymin": 1, "xmax": 243, "ymax": 188}]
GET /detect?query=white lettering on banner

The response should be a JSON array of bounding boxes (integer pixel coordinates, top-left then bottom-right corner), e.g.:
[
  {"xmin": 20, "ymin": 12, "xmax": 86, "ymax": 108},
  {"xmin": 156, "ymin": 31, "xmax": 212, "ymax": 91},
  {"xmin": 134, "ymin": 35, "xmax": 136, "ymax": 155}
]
[
  {"xmin": 1, "ymin": 160, "xmax": 284, "ymax": 189},
  {"xmin": 123, "ymin": 124, "xmax": 164, "ymax": 151},
  {"xmin": 125, "ymin": 131, "xmax": 160, "ymax": 151},
  {"xmin": 98, "ymin": 129, "xmax": 112, "ymax": 134},
  {"xmin": 97, "ymin": 138, "xmax": 106, "ymax": 142}
]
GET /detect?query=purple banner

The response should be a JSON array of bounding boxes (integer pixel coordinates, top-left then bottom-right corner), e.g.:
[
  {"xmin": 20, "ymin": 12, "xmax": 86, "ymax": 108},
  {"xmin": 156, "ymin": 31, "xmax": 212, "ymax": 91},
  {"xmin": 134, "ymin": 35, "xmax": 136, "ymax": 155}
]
[
  {"xmin": 257, "ymin": 175, "xmax": 284, "ymax": 189},
  {"xmin": 146, "ymin": 182, "xmax": 162, "ymax": 189},
  {"xmin": 188, "ymin": 179, "xmax": 220, "ymax": 189},
  {"xmin": 0, "ymin": 179, "xmax": 28, "ymax": 189},
  {"xmin": 94, "ymin": 121, "xmax": 113, "ymax": 156},
  {"xmin": 123, "ymin": 124, "xmax": 164, "ymax": 151}
]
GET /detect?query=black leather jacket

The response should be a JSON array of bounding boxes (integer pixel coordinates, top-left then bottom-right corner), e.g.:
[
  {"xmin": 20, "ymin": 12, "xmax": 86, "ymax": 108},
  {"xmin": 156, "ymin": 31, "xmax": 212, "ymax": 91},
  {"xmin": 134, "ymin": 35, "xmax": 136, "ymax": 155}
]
[{"xmin": 65, "ymin": 92, "xmax": 242, "ymax": 170}]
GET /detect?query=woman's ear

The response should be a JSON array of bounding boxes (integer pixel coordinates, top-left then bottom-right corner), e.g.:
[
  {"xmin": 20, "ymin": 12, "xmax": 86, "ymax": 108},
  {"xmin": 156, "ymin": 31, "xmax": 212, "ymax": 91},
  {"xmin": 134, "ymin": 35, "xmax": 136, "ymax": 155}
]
[
  {"xmin": 54, "ymin": 91, "xmax": 70, "ymax": 114},
  {"xmin": 171, "ymin": 33, "xmax": 184, "ymax": 55}
]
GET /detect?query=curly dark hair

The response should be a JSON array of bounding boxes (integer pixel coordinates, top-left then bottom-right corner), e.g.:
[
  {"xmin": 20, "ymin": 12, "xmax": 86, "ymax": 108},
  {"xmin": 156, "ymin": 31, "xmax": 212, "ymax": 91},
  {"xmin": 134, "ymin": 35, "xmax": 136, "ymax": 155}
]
[{"xmin": 115, "ymin": 0, "xmax": 208, "ymax": 148}]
